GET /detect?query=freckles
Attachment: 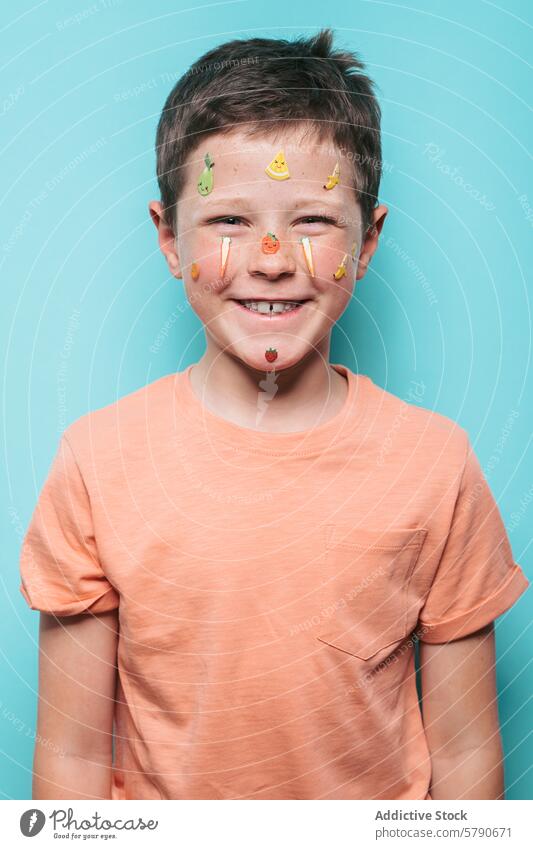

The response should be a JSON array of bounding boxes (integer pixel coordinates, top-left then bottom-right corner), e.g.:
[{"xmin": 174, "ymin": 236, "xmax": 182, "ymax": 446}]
[
  {"xmin": 305, "ymin": 241, "xmax": 353, "ymax": 286},
  {"xmin": 188, "ymin": 236, "xmax": 230, "ymax": 288}
]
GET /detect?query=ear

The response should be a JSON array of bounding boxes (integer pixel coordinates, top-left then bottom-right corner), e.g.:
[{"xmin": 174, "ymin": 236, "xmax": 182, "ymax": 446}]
[
  {"xmin": 355, "ymin": 204, "xmax": 388, "ymax": 281},
  {"xmin": 148, "ymin": 200, "xmax": 182, "ymax": 279}
]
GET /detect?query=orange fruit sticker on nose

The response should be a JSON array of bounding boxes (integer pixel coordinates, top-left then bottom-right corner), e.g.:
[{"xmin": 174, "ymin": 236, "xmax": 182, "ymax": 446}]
[{"xmin": 261, "ymin": 233, "xmax": 280, "ymax": 254}]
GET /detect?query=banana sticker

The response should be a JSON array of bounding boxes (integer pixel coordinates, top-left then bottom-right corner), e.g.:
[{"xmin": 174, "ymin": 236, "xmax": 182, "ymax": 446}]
[
  {"xmin": 333, "ymin": 254, "xmax": 349, "ymax": 280},
  {"xmin": 323, "ymin": 161, "xmax": 340, "ymax": 190}
]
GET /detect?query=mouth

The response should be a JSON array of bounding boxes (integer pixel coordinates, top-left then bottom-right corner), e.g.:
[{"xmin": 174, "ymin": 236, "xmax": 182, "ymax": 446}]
[{"xmin": 232, "ymin": 299, "xmax": 310, "ymax": 316}]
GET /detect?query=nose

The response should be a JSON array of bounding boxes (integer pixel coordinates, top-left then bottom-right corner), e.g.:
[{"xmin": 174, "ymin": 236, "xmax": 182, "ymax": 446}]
[{"xmin": 246, "ymin": 234, "xmax": 297, "ymax": 282}]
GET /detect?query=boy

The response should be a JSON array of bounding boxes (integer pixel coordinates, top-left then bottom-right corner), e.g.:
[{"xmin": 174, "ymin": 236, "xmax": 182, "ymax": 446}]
[{"xmin": 20, "ymin": 29, "xmax": 528, "ymax": 801}]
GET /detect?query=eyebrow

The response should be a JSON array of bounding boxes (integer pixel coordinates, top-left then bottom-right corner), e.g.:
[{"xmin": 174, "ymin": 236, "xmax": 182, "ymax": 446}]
[{"xmin": 196, "ymin": 197, "xmax": 343, "ymax": 212}]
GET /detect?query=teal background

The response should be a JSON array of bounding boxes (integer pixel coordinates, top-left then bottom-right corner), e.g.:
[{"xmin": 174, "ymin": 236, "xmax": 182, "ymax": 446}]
[{"xmin": 1, "ymin": 0, "xmax": 531, "ymax": 799}]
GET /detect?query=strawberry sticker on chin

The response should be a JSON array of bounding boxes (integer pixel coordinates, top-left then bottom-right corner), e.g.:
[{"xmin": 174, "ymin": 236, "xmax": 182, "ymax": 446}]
[{"xmin": 265, "ymin": 347, "xmax": 278, "ymax": 363}]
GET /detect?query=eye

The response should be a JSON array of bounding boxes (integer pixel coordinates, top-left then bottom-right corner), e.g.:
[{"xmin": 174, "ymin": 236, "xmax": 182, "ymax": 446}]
[
  {"xmin": 209, "ymin": 216, "xmax": 245, "ymax": 226},
  {"xmin": 297, "ymin": 215, "xmax": 338, "ymax": 225}
]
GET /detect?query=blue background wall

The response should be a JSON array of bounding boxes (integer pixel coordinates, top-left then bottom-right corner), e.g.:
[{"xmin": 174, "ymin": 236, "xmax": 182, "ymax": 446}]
[{"xmin": 1, "ymin": 0, "xmax": 531, "ymax": 799}]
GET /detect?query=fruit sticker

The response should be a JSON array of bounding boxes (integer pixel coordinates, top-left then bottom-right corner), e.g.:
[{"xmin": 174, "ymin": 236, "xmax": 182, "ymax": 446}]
[
  {"xmin": 323, "ymin": 161, "xmax": 340, "ymax": 190},
  {"xmin": 333, "ymin": 253, "xmax": 349, "ymax": 280},
  {"xmin": 261, "ymin": 232, "xmax": 280, "ymax": 254},
  {"xmin": 300, "ymin": 236, "xmax": 315, "ymax": 277},
  {"xmin": 219, "ymin": 235, "xmax": 231, "ymax": 278},
  {"xmin": 190, "ymin": 262, "xmax": 200, "ymax": 280},
  {"xmin": 265, "ymin": 150, "xmax": 290, "ymax": 181},
  {"xmin": 265, "ymin": 347, "xmax": 278, "ymax": 363},
  {"xmin": 197, "ymin": 153, "xmax": 214, "ymax": 196}
]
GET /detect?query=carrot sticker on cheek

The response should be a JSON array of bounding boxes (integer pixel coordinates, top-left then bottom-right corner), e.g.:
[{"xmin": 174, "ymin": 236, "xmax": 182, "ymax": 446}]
[
  {"xmin": 220, "ymin": 236, "xmax": 231, "ymax": 278},
  {"xmin": 300, "ymin": 236, "xmax": 315, "ymax": 277},
  {"xmin": 190, "ymin": 262, "xmax": 200, "ymax": 281}
]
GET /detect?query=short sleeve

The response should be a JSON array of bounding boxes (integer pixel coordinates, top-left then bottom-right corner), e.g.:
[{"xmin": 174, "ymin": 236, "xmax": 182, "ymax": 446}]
[
  {"xmin": 19, "ymin": 432, "xmax": 120, "ymax": 616},
  {"xmin": 418, "ymin": 436, "xmax": 529, "ymax": 643}
]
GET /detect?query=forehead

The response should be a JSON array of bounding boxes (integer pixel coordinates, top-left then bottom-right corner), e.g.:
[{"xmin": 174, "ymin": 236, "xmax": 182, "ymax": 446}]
[{"xmin": 179, "ymin": 127, "xmax": 357, "ymax": 208}]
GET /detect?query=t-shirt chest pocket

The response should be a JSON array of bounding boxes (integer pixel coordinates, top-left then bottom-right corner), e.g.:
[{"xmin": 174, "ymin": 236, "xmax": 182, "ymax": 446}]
[{"xmin": 316, "ymin": 525, "xmax": 428, "ymax": 660}]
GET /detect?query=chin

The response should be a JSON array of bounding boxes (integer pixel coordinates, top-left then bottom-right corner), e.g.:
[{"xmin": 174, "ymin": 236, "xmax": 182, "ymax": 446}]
[{"xmin": 230, "ymin": 345, "xmax": 313, "ymax": 373}]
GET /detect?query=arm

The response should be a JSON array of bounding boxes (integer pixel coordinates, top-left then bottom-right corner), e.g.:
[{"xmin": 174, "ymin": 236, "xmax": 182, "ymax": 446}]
[
  {"xmin": 419, "ymin": 622, "xmax": 505, "ymax": 800},
  {"xmin": 32, "ymin": 608, "xmax": 119, "ymax": 799}
]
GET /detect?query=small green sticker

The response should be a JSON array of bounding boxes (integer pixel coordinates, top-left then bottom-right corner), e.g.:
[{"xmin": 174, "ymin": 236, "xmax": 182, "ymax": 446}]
[{"xmin": 197, "ymin": 153, "xmax": 214, "ymax": 196}]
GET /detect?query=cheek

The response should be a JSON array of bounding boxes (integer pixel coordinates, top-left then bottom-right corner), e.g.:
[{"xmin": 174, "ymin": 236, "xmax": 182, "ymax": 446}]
[
  {"xmin": 312, "ymin": 241, "xmax": 355, "ymax": 292},
  {"xmin": 182, "ymin": 234, "xmax": 221, "ymax": 287},
  {"xmin": 183, "ymin": 238, "xmax": 229, "ymax": 317}
]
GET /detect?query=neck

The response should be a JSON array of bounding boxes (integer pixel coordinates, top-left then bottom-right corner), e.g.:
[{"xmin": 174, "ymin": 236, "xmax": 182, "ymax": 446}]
[{"xmin": 189, "ymin": 338, "xmax": 348, "ymax": 433}]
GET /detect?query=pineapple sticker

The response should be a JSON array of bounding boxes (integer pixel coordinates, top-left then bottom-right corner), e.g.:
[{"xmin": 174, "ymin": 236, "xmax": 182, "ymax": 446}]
[
  {"xmin": 265, "ymin": 150, "xmax": 290, "ymax": 181},
  {"xmin": 197, "ymin": 153, "xmax": 214, "ymax": 195}
]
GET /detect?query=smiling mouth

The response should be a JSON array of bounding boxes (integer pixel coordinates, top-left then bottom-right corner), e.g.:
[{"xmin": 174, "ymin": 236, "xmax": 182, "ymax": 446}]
[{"xmin": 234, "ymin": 299, "xmax": 309, "ymax": 314}]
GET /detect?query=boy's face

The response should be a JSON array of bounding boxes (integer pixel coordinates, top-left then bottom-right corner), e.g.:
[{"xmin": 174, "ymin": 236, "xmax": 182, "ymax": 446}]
[{"xmin": 150, "ymin": 128, "xmax": 387, "ymax": 372}]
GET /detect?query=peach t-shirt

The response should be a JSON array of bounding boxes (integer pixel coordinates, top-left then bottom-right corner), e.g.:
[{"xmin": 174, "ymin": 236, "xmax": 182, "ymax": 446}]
[{"xmin": 20, "ymin": 364, "xmax": 528, "ymax": 800}]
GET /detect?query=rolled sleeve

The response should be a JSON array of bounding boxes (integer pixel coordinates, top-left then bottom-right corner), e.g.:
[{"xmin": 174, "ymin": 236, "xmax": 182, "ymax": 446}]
[
  {"xmin": 19, "ymin": 432, "xmax": 119, "ymax": 616},
  {"xmin": 418, "ymin": 435, "xmax": 529, "ymax": 643}
]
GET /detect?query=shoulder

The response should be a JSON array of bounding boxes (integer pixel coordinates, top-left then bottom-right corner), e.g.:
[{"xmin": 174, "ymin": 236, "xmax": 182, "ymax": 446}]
[
  {"xmin": 62, "ymin": 372, "xmax": 178, "ymax": 464},
  {"xmin": 360, "ymin": 373, "xmax": 470, "ymax": 470}
]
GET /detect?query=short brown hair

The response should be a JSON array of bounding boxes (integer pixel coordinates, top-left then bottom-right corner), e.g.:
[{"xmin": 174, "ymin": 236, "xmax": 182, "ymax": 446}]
[{"xmin": 155, "ymin": 29, "xmax": 382, "ymax": 236}]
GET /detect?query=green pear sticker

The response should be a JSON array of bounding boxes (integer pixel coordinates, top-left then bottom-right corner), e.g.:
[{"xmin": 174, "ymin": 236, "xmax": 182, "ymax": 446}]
[{"xmin": 197, "ymin": 153, "xmax": 214, "ymax": 196}]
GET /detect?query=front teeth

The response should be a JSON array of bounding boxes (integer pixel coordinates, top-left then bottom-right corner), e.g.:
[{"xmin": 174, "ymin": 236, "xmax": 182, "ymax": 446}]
[{"xmin": 241, "ymin": 301, "xmax": 301, "ymax": 313}]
